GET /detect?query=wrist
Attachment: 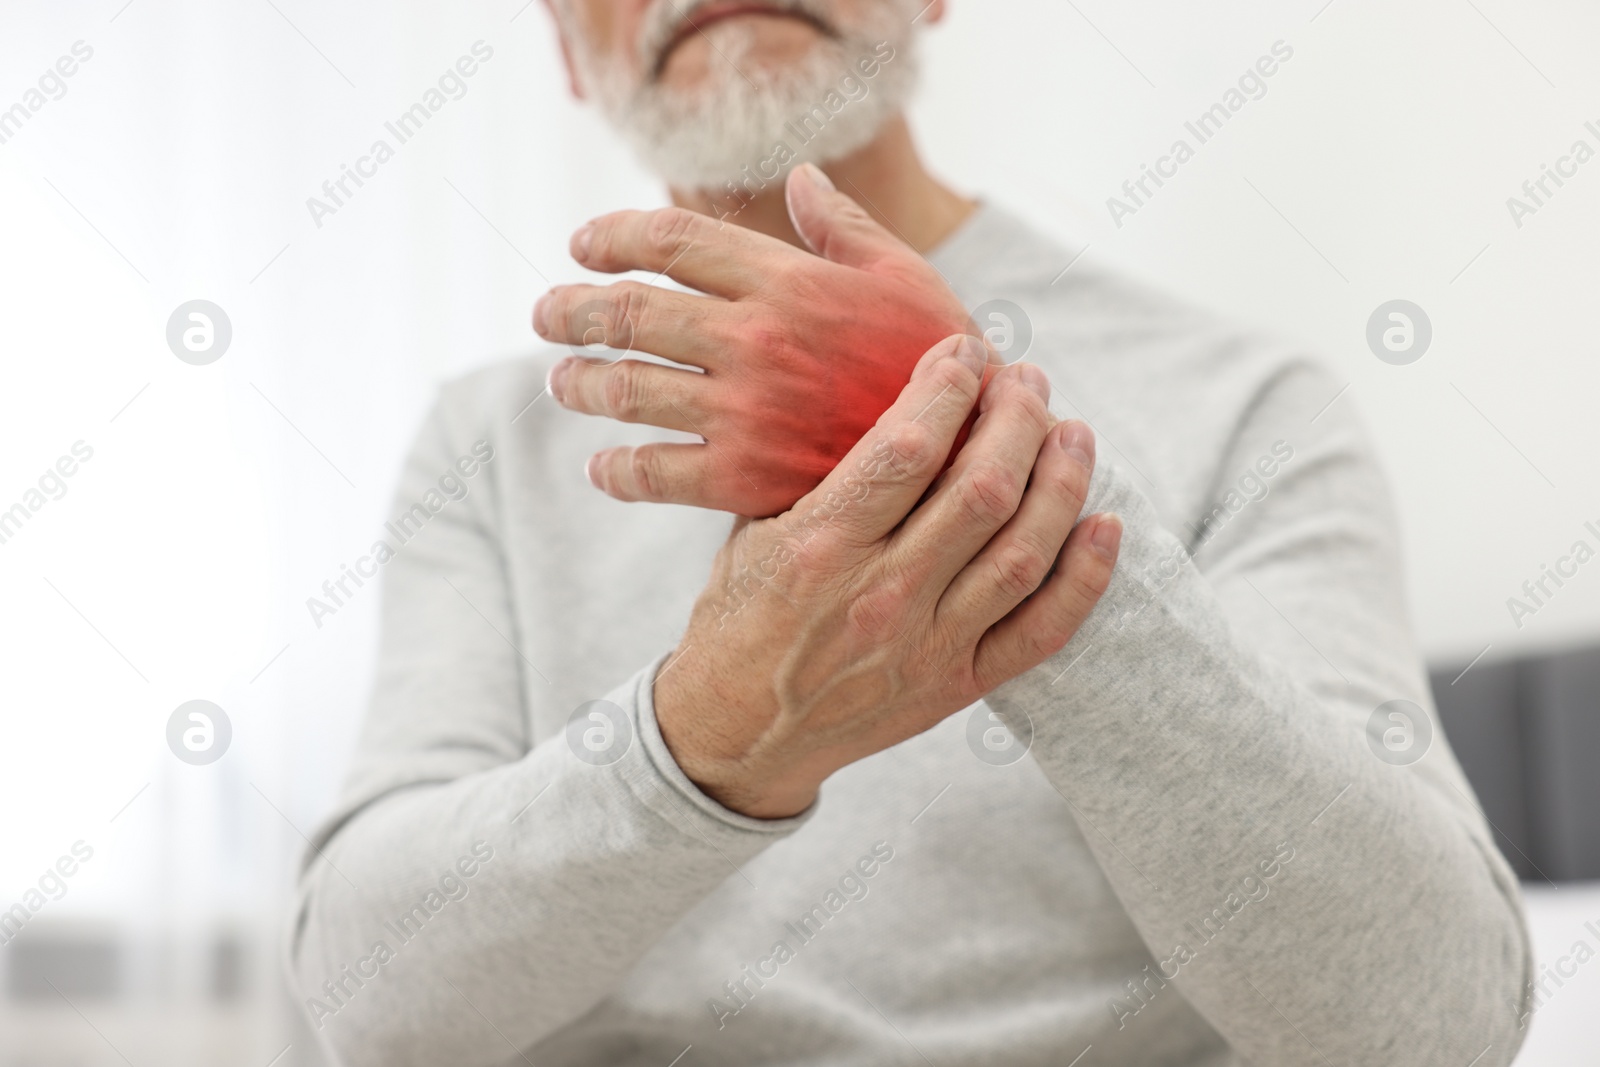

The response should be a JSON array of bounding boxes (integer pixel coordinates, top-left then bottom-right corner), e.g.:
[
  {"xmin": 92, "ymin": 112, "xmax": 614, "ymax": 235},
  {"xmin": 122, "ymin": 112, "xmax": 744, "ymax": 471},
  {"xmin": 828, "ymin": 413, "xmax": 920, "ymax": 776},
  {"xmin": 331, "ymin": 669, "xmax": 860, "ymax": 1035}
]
[{"xmin": 653, "ymin": 653, "xmax": 820, "ymax": 820}]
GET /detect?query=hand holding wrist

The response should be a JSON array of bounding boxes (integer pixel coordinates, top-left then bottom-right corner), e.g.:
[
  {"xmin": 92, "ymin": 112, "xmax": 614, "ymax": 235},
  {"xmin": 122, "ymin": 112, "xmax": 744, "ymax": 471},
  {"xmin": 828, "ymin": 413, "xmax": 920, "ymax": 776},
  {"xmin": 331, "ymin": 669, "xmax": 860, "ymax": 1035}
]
[{"xmin": 648, "ymin": 341, "xmax": 1120, "ymax": 829}]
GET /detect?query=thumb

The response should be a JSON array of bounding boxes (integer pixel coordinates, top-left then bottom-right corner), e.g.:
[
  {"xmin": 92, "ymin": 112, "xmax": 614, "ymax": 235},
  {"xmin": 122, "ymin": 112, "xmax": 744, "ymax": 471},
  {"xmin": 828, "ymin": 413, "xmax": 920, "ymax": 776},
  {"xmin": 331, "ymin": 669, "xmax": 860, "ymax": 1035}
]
[{"xmin": 785, "ymin": 162, "xmax": 925, "ymax": 276}]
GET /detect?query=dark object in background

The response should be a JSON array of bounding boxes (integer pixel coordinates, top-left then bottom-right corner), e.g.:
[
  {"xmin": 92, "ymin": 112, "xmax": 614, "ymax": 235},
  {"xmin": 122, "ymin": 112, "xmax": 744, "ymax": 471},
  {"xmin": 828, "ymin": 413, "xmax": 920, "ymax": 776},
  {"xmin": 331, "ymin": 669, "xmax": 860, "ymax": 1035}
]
[
  {"xmin": 1431, "ymin": 644, "xmax": 1600, "ymax": 882},
  {"xmin": 5, "ymin": 929, "xmax": 120, "ymax": 999},
  {"xmin": 210, "ymin": 928, "xmax": 247, "ymax": 1001}
]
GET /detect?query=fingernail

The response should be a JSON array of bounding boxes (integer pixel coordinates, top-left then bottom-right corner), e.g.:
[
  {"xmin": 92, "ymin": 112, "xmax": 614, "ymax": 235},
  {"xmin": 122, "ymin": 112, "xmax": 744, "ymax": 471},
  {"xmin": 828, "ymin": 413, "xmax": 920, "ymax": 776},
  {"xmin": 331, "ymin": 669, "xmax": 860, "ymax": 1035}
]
[
  {"xmin": 1091, "ymin": 513, "xmax": 1123, "ymax": 561},
  {"xmin": 952, "ymin": 334, "xmax": 987, "ymax": 377},
  {"xmin": 533, "ymin": 292, "xmax": 553, "ymax": 337},
  {"xmin": 1019, "ymin": 363, "xmax": 1051, "ymax": 403},
  {"xmin": 584, "ymin": 451, "xmax": 602, "ymax": 488},
  {"xmin": 547, "ymin": 359, "xmax": 569, "ymax": 404},
  {"xmin": 1059, "ymin": 420, "xmax": 1094, "ymax": 469},
  {"xmin": 572, "ymin": 223, "xmax": 595, "ymax": 262},
  {"xmin": 799, "ymin": 162, "xmax": 835, "ymax": 192}
]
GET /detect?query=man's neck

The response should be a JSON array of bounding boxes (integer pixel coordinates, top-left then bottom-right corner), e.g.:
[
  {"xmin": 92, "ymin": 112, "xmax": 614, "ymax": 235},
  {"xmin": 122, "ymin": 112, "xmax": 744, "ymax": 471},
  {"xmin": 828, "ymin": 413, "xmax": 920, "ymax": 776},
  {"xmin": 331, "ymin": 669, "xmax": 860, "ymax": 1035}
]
[{"xmin": 669, "ymin": 115, "xmax": 976, "ymax": 255}]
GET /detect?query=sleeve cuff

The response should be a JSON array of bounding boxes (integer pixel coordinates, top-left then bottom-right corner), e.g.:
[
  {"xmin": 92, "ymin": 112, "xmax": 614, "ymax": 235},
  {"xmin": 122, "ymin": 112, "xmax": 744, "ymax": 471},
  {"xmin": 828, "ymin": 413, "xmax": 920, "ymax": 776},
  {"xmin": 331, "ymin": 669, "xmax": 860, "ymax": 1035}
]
[{"xmin": 614, "ymin": 652, "xmax": 815, "ymax": 843}]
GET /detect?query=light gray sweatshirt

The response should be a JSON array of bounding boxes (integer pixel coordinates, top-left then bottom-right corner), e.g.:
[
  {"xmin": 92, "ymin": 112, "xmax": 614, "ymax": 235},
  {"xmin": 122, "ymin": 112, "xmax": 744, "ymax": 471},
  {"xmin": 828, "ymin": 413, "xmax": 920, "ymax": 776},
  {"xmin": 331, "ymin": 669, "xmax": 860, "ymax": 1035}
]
[{"xmin": 289, "ymin": 203, "xmax": 1533, "ymax": 1067}]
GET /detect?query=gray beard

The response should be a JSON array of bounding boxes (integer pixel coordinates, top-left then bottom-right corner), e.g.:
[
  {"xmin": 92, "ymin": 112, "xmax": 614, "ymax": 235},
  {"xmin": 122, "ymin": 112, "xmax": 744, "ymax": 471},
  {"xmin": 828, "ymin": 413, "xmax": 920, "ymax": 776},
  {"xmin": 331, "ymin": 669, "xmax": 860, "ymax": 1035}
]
[{"xmin": 571, "ymin": 0, "xmax": 921, "ymax": 191}]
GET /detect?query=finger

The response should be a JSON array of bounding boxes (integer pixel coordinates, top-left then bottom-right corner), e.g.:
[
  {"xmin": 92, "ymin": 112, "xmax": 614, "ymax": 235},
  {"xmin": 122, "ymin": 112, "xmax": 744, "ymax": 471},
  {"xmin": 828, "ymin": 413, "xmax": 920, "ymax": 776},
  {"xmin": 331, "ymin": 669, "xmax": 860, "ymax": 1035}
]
[
  {"xmin": 588, "ymin": 440, "xmax": 800, "ymax": 515},
  {"xmin": 547, "ymin": 357, "xmax": 711, "ymax": 434},
  {"xmin": 571, "ymin": 206, "xmax": 803, "ymax": 299},
  {"xmin": 785, "ymin": 163, "xmax": 945, "ymax": 286},
  {"xmin": 890, "ymin": 362, "xmax": 1054, "ymax": 590},
  {"xmin": 782, "ymin": 333, "xmax": 988, "ymax": 547},
  {"xmin": 533, "ymin": 281, "xmax": 735, "ymax": 370},
  {"xmin": 585, "ymin": 442, "xmax": 737, "ymax": 508},
  {"xmin": 937, "ymin": 419, "xmax": 1096, "ymax": 632},
  {"xmin": 972, "ymin": 512, "xmax": 1122, "ymax": 691}
]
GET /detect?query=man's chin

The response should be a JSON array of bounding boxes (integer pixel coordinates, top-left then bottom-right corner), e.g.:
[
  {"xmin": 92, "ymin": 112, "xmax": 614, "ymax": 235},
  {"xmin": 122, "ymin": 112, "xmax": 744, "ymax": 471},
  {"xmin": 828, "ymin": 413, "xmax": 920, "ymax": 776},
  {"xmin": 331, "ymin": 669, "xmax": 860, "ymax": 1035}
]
[{"xmin": 589, "ymin": 0, "xmax": 919, "ymax": 192}]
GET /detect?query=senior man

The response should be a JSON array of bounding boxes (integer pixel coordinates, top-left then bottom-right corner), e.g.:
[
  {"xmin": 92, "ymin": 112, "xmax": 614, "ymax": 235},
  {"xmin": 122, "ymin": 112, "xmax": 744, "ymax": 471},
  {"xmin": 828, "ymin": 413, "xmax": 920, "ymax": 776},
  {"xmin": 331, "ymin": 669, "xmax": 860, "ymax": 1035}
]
[{"xmin": 289, "ymin": 2, "xmax": 1532, "ymax": 1065}]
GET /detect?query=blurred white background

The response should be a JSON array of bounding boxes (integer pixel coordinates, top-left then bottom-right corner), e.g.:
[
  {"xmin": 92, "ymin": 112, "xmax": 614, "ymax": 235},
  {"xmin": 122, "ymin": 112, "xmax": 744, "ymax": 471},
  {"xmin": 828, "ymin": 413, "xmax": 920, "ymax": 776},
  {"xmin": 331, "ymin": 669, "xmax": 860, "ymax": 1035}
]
[{"xmin": 1, "ymin": 0, "xmax": 1597, "ymax": 1063}]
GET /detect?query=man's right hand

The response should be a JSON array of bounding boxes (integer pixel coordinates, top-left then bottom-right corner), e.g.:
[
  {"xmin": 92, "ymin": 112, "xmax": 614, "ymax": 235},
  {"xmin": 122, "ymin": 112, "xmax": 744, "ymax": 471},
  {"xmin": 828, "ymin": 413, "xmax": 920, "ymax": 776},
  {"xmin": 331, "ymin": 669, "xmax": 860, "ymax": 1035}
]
[
  {"xmin": 654, "ymin": 334, "xmax": 1122, "ymax": 819},
  {"xmin": 533, "ymin": 166, "xmax": 985, "ymax": 518}
]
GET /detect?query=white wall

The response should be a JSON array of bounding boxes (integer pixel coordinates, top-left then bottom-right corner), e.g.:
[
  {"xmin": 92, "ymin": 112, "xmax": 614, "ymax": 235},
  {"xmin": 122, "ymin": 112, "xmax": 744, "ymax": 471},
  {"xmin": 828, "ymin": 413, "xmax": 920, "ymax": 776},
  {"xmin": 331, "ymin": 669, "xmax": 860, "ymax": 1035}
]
[
  {"xmin": 912, "ymin": 0, "xmax": 1600, "ymax": 665},
  {"xmin": 0, "ymin": 0, "xmax": 1596, "ymax": 1060}
]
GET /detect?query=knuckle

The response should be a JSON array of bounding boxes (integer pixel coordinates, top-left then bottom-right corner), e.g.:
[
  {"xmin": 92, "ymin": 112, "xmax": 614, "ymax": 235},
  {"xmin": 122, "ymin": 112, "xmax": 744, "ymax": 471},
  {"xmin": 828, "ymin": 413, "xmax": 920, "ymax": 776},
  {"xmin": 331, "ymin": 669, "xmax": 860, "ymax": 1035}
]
[
  {"xmin": 1051, "ymin": 457, "xmax": 1089, "ymax": 504},
  {"xmin": 956, "ymin": 460, "xmax": 1022, "ymax": 526},
  {"xmin": 1049, "ymin": 470, "xmax": 1088, "ymax": 521},
  {"xmin": 607, "ymin": 282, "xmax": 651, "ymax": 341},
  {"xmin": 747, "ymin": 314, "xmax": 796, "ymax": 362},
  {"xmin": 1023, "ymin": 624, "xmax": 1071, "ymax": 664},
  {"xmin": 844, "ymin": 575, "xmax": 912, "ymax": 639},
  {"xmin": 1014, "ymin": 523, "xmax": 1060, "ymax": 567},
  {"xmin": 791, "ymin": 531, "xmax": 849, "ymax": 579},
  {"xmin": 1022, "ymin": 393, "xmax": 1053, "ymax": 434},
  {"xmin": 991, "ymin": 543, "xmax": 1046, "ymax": 602},
  {"xmin": 882, "ymin": 422, "xmax": 941, "ymax": 480},
  {"xmin": 646, "ymin": 207, "xmax": 700, "ymax": 258},
  {"xmin": 628, "ymin": 446, "xmax": 670, "ymax": 501},
  {"xmin": 601, "ymin": 363, "xmax": 646, "ymax": 422},
  {"xmin": 1017, "ymin": 524, "xmax": 1064, "ymax": 578},
  {"xmin": 1006, "ymin": 627, "xmax": 1048, "ymax": 667},
  {"xmin": 931, "ymin": 355, "xmax": 983, "ymax": 404},
  {"xmin": 995, "ymin": 370, "xmax": 1050, "ymax": 426},
  {"xmin": 1069, "ymin": 555, "xmax": 1115, "ymax": 603}
]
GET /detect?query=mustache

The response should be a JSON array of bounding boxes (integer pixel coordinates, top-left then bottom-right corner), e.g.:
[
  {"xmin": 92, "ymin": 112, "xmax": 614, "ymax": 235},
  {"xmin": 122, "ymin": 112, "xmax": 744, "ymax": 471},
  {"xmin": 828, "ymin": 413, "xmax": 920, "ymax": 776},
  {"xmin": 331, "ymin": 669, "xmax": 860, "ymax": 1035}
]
[{"xmin": 642, "ymin": 0, "xmax": 840, "ymax": 81}]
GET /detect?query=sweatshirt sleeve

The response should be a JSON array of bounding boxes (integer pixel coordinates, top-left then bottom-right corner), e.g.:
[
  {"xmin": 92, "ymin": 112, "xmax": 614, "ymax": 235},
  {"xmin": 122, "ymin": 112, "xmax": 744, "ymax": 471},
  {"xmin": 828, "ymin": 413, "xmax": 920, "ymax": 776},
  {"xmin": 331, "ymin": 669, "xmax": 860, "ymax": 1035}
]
[
  {"xmin": 986, "ymin": 360, "xmax": 1534, "ymax": 1066},
  {"xmin": 285, "ymin": 398, "xmax": 808, "ymax": 1067}
]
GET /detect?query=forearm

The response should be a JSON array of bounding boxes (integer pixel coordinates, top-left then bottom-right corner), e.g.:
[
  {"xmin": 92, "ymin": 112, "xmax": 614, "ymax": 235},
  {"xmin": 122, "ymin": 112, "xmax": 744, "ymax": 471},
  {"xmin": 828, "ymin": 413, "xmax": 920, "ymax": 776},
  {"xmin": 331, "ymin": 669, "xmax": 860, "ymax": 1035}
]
[
  {"xmin": 988, "ymin": 456, "xmax": 1532, "ymax": 1065},
  {"xmin": 290, "ymin": 660, "xmax": 805, "ymax": 1067}
]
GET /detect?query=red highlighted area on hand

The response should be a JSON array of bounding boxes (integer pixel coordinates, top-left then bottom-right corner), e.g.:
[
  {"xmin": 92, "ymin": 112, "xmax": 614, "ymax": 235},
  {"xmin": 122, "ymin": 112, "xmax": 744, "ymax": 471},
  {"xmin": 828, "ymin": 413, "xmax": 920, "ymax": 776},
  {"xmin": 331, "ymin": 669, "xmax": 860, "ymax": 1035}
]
[{"xmin": 535, "ymin": 164, "xmax": 998, "ymax": 517}]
